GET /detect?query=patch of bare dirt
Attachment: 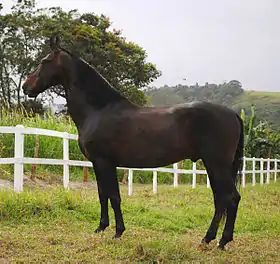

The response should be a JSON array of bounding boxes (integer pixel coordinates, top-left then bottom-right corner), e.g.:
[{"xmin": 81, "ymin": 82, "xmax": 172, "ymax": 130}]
[
  {"xmin": 0, "ymin": 179, "xmax": 12, "ymax": 190},
  {"xmin": 0, "ymin": 175, "xmax": 100, "ymax": 191}
]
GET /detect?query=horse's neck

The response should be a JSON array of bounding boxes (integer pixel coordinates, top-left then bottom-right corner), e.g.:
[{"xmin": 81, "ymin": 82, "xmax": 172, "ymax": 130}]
[
  {"xmin": 74, "ymin": 58, "xmax": 135, "ymax": 109},
  {"xmin": 66, "ymin": 87, "xmax": 95, "ymax": 130},
  {"xmin": 63, "ymin": 57, "xmax": 137, "ymax": 129},
  {"xmin": 66, "ymin": 85, "xmax": 137, "ymax": 131}
]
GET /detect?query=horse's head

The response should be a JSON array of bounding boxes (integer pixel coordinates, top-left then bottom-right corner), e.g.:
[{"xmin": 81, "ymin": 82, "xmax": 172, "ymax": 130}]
[{"xmin": 22, "ymin": 36, "xmax": 71, "ymax": 98}]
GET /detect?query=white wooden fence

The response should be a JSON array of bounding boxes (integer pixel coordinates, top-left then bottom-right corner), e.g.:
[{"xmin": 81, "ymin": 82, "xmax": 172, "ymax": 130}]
[{"xmin": 0, "ymin": 125, "xmax": 279, "ymax": 194}]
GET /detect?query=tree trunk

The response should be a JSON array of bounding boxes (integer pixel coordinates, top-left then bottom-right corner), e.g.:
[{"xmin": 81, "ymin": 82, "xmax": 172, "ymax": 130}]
[
  {"xmin": 84, "ymin": 156, "xmax": 88, "ymax": 182},
  {"xmin": 17, "ymin": 73, "xmax": 24, "ymax": 105},
  {"xmin": 122, "ymin": 169, "xmax": 128, "ymax": 184}
]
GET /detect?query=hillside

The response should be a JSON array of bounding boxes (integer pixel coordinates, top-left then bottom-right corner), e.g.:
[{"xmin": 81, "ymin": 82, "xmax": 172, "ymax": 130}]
[
  {"xmin": 145, "ymin": 81, "xmax": 280, "ymax": 129},
  {"xmin": 232, "ymin": 91, "xmax": 280, "ymax": 128}
]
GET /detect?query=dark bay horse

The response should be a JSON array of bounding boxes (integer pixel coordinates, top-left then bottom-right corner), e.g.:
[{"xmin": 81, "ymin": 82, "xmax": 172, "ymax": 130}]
[{"xmin": 22, "ymin": 36, "xmax": 244, "ymax": 250}]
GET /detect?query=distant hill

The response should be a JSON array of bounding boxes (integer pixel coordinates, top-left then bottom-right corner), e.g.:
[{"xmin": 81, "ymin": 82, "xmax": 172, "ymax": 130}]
[
  {"xmin": 145, "ymin": 81, "xmax": 280, "ymax": 129},
  {"xmin": 232, "ymin": 91, "xmax": 280, "ymax": 128}
]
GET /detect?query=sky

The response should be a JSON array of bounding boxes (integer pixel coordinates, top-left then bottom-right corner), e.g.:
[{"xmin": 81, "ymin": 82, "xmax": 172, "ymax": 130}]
[{"xmin": 2, "ymin": 0, "xmax": 280, "ymax": 92}]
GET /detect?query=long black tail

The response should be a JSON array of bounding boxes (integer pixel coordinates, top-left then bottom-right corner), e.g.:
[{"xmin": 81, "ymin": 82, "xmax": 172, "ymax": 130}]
[{"xmin": 232, "ymin": 114, "xmax": 244, "ymax": 186}]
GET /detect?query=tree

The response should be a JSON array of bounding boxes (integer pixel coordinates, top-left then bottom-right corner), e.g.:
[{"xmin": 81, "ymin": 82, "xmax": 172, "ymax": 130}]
[
  {"xmin": 0, "ymin": 0, "xmax": 42, "ymax": 105},
  {"xmin": 240, "ymin": 105, "xmax": 280, "ymax": 158},
  {"xmin": 0, "ymin": 1, "xmax": 161, "ymax": 107}
]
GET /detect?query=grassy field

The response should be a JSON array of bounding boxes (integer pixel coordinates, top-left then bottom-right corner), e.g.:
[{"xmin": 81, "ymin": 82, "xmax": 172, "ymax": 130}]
[
  {"xmin": 0, "ymin": 181, "xmax": 280, "ymax": 263},
  {"xmin": 233, "ymin": 91, "xmax": 280, "ymax": 129}
]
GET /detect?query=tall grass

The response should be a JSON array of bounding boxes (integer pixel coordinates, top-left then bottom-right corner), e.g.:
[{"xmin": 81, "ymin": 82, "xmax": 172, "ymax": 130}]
[{"xmin": 0, "ymin": 107, "xmax": 85, "ymax": 180}]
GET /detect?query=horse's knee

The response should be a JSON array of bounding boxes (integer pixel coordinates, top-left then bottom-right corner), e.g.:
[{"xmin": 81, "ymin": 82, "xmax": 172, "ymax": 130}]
[
  {"xmin": 99, "ymin": 194, "xmax": 108, "ymax": 203},
  {"xmin": 234, "ymin": 191, "xmax": 241, "ymax": 203},
  {"xmin": 110, "ymin": 196, "xmax": 121, "ymax": 209},
  {"xmin": 229, "ymin": 190, "xmax": 241, "ymax": 208}
]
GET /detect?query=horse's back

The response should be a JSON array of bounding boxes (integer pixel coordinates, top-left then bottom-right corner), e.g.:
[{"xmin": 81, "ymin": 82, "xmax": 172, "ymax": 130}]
[{"xmin": 166, "ymin": 101, "xmax": 237, "ymax": 116}]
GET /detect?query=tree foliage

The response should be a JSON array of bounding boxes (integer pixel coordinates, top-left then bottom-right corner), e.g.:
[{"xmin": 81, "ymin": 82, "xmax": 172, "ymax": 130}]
[
  {"xmin": 0, "ymin": 1, "xmax": 161, "ymax": 107},
  {"xmin": 241, "ymin": 105, "xmax": 280, "ymax": 158},
  {"xmin": 146, "ymin": 80, "xmax": 244, "ymax": 107}
]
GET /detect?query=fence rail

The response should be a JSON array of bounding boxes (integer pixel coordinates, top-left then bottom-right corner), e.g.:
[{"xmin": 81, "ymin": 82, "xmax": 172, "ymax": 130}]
[{"xmin": 0, "ymin": 125, "xmax": 279, "ymax": 194}]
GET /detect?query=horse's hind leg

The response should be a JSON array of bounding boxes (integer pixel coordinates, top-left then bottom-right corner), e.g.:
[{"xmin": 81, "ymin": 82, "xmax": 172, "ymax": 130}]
[
  {"xmin": 93, "ymin": 159, "xmax": 125, "ymax": 238},
  {"xmin": 109, "ymin": 176, "xmax": 126, "ymax": 238},
  {"xmin": 200, "ymin": 162, "xmax": 227, "ymax": 245},
  {"xmin": 218, "ymin": 186, "xmax": 240, "ymax": 249},
  {"xmin": 201, "ymin": 160, "xmax": 235, "ymax": 248},
  {"xmin": 201, "ymin": 192, "xmax": 226, "ymax": 244}
]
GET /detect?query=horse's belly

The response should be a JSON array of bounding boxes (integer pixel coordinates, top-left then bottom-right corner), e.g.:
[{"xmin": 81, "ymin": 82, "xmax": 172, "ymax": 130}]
[{"xmin": 112, "ymin": 136, "xmax": 194, "ymax": 168}]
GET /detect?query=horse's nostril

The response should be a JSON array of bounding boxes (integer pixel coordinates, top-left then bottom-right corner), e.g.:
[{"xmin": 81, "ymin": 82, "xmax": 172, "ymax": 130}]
[{"xmin": 22, "ymin": 83, "xmax": 30, "ymax": 94}]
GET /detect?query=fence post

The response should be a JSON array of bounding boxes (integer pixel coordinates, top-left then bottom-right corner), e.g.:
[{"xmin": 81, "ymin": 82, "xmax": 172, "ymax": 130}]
[
  {"xmin": 83, "ymin": 156, "xmax": 88, "ymax": 182},
  {"xmin": 178, "ymin": 160, "xmax": 182, "ymax": 184},
  {"xmin": 242, "ymin": 157, "xmax": 246, "ymax": 187},
  {"xmin": 266, "ymin": 158, "xmax": 270, "ymax": 184},
  {"xmin": 122, "ymin": 168, "xmax": 128, "ymax": 184},
  {"xmin": 192, "ymin": 162, "xmax": 196, "ymax": 188},
  {"xmin": 63, "ymin": 132, "xmax": 69, "ymax": 189},
  {"xmin": 14, "ymin": 125, "xmax": 24, "ymax": 192},
  {"xmin": 206, "ymin": 175, "xmax": 210, "ymax": 188},
  {"xmin": 153, "ymin": 170, "xmax": 157, "ymax": 194},
  {"xmin": 260, "ymin": 158, "xmax": 264, "ymax": 185},
  {"xmin": 173, "ymin": 163, "xmax": 178, "ymax": 187},
  {"xmin": 128, "ymin": 169, "xmax": 133, "ymax": 196},
  {"xmin": 252, "ymin": 157, "xmax": 256, "ymax": 186},
  {"xmin": 274, "ymin": 159, "xmax": 277, "ymax": 182}
]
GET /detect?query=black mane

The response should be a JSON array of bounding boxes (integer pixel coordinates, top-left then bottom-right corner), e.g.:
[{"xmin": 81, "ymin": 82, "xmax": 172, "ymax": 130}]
[{"xmin": 61, "ymin": 48, "xmax": 131, "ymax": 109}]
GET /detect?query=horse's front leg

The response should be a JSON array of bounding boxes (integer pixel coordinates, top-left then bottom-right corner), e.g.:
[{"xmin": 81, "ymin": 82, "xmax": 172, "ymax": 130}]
[
  {"xmin": 94, "ymin": 177, "xmax": 110, "ymax": 233},
  {"xmin": 93, "ymin": 161, "xmax": 109, "ymax": 233},
  {"xmin": 109, "ymin": 175, "xmax": 126, "ymax": 238},
  {"xmin": 93, "ymin": 159, "xmax": 125, "ymax": 238}
]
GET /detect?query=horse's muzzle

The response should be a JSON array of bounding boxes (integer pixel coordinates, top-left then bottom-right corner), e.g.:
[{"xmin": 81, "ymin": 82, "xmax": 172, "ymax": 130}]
[{"xmin": 22, "ymin": 83, "xmax": 37, "ymax": 98}]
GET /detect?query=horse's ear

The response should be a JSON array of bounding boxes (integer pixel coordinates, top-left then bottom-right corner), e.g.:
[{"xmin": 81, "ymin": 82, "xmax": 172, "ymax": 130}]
[
  {"xmin": 50, "ymin": 36, "xmax": 56, "ymax": 50},
  {"xmin": 50, "ymin": 35, "xmax": 61, "ymax": 51},
  {"xmin": 55, "ymin": 36, "xmax": 61, "ymax": 48}
]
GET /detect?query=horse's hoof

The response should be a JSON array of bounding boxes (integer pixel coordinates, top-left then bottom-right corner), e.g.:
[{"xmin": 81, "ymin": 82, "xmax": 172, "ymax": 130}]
[
  {"xmin": 112, "ymin": 233, "xmax": 122, "ymax": 239},
  {"xmin": 198, "ymin": 240, "xmax": 209, "ymax": 250},
  {"xmin": 217, "ymin": 242, "xmax": 226, "ymax": 251},
  {"xmin": 94, "ymin": 225, "xmax": 107, "ymax": 233},
  {"xmin": 94, "ymin": 228, "xmax": 102, "ymax": 233},
  {"xmin": 201, "ymin": 237, "xmax": 210, "ymax": 244},
  {"xmin": 218, "ymin": 236, "xmax": 232, "ymax": 250}
]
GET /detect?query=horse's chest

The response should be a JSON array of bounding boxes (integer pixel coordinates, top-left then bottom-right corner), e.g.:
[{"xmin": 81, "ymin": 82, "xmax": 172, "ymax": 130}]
[
  {"xmin": 77, "ymin": 136, "xmax": 88, "ymax": 158},
  {"xmin": 78, "ymin": 131, "xmax": 104, "ymax": 160}
]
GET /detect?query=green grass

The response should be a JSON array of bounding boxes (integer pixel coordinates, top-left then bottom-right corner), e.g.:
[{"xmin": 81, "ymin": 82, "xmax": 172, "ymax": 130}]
[
  {"xmin": 0, "ymin": 181, "xmax": 280, "ymax": 263},
  {"xmin": 234, "ymin": 91, "xmax": 280, "ymax": 110}
]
